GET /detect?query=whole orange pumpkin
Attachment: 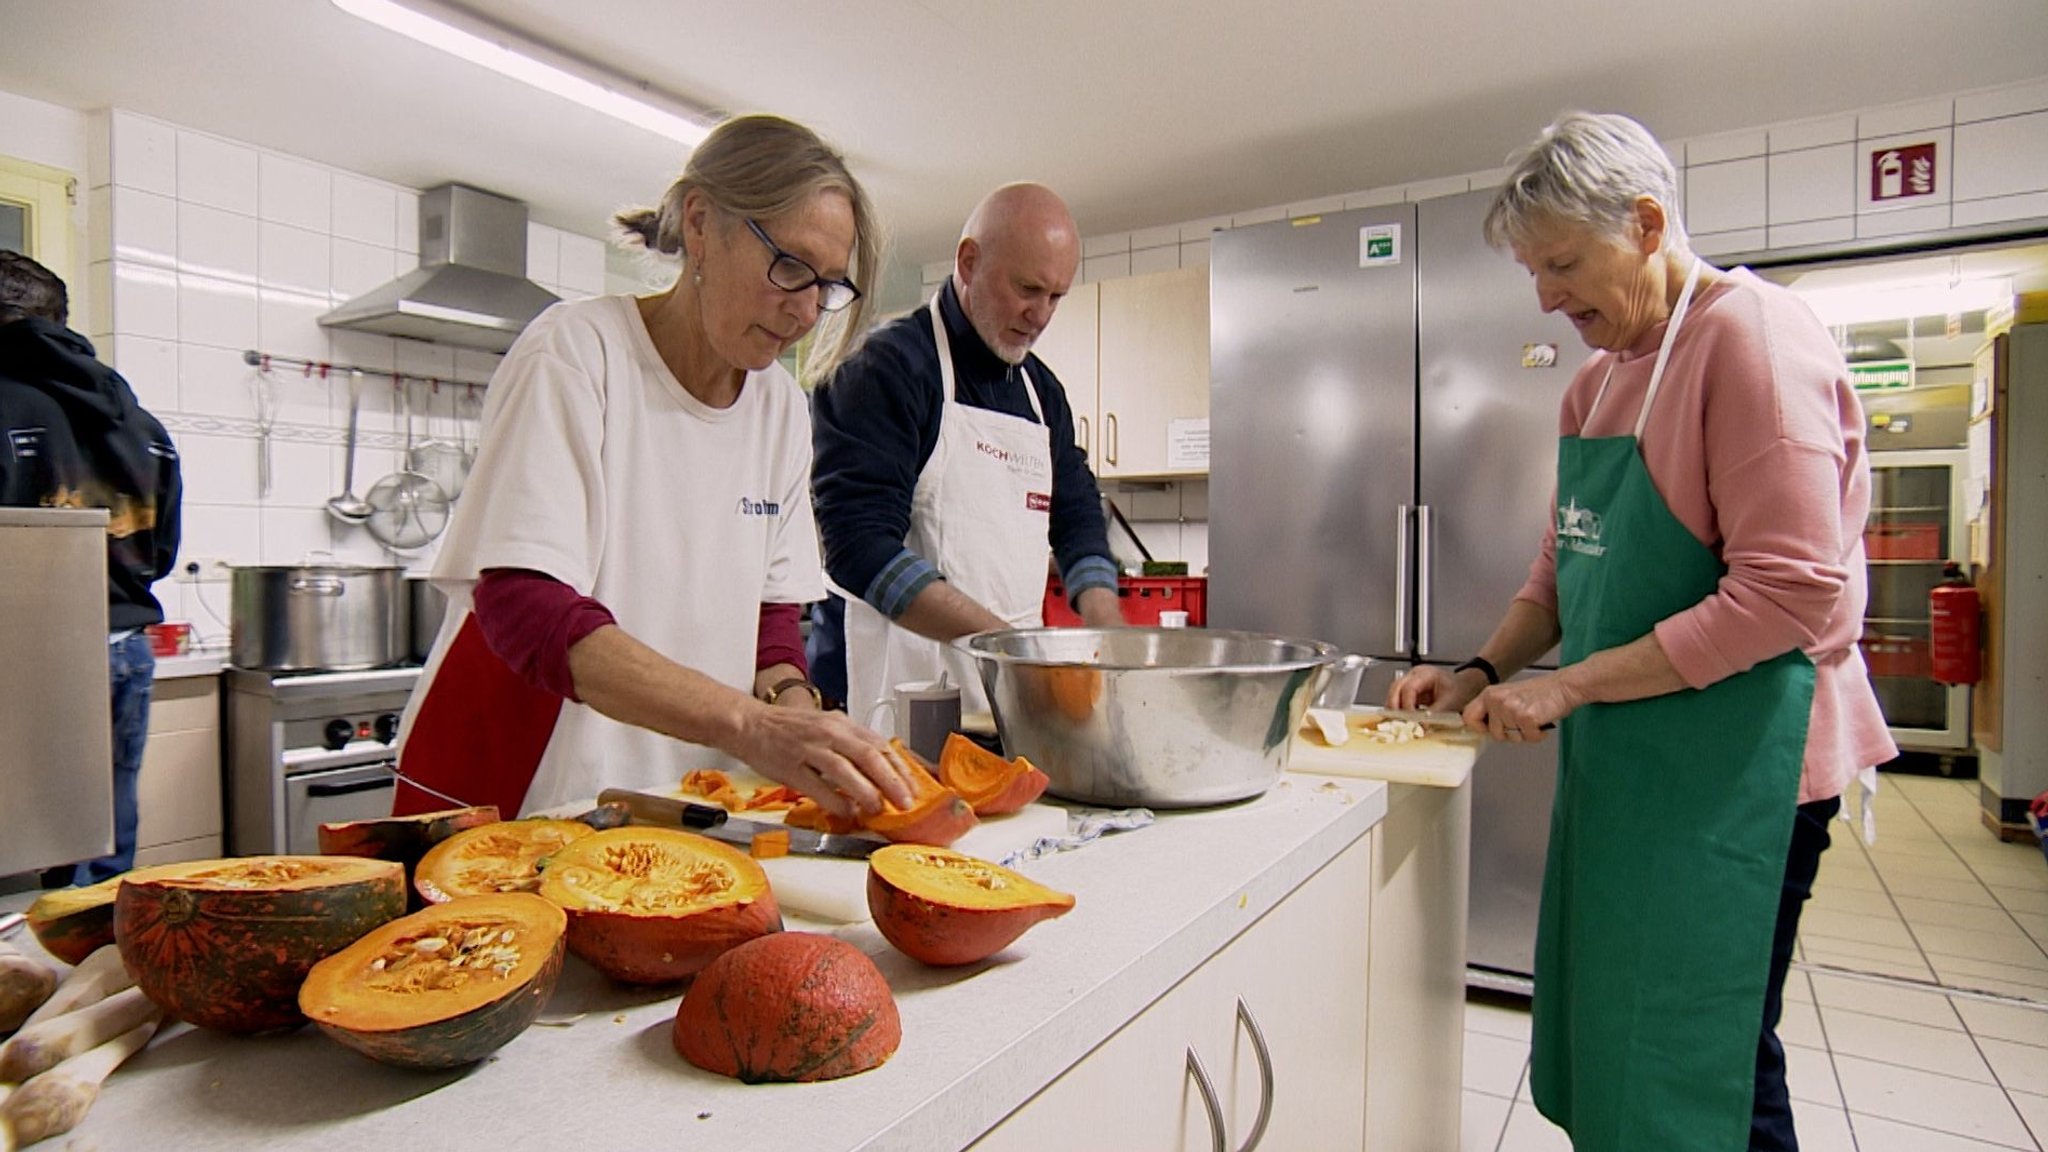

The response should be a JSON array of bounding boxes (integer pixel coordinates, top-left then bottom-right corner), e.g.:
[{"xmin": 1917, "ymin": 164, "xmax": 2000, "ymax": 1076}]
[{"xmin": 672, "ymin": 933, "xmax": 900, "ymax": 1083}]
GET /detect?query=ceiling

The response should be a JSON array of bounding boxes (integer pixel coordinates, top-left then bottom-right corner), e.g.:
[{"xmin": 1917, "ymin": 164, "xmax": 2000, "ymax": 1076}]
[{"xmin": 6, "ymin": 0, "xmax": 2048, "ymax": 292}]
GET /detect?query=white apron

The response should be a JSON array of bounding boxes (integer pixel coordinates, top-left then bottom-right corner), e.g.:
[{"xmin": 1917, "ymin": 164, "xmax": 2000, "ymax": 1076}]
[{"xmin": 843, "ymin": 299, "xmax": 1055, "ymax": 728}]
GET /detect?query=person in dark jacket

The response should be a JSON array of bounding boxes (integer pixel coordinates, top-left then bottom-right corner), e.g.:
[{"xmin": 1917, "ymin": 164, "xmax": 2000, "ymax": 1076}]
[{"xmin": 0, "ymin": 250, "xmax": 182, "ymax": 885}]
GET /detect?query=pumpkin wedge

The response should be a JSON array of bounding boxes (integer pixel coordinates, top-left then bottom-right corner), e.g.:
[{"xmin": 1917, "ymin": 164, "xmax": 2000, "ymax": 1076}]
[
  {"xmin": 24, "ymin": 864, "xmax": 188, "ymax": 966},
  {"xmin": 414, "ymin": 819, "xmax": 594, "ymax": 904},
  {"xmin": 299, "ymin": 893, "xmax": 566, "ymax": 1069},
  {"xmin": 673, "ymin": 932, "xmax": 899, "ymax": 1082},
  {"xmin": 317, "ymin": 805, "xmax": 501, "ymax": 869},
  {"xmin": 114, "ymin": 856, "xmax": 406, "ymax": 1033},
  {"xmin": 782, "ymin": 741, "xmax": 980, "ymax": 847},
  {"xmin": 867, "ymin": 845, "xmax": 1075, "ymax": 966},
  {"xmin": 538, "ymin": 827, "xmax": 781, "ymax": 985},
  {"xmin": 935, "ymin": 733, "xmax": 1051, "ymax": 816}
]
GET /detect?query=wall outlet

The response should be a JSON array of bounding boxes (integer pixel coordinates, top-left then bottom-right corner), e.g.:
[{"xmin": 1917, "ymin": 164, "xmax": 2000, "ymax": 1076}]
[{"xmin": 179, "ymin": 558, "xmax": 235, "ymax": 583}]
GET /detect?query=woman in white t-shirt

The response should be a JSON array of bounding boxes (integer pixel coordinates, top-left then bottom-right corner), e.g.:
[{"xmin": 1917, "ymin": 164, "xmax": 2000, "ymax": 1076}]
[{"xmin": 395, "ymin": 115, "xmax": 916, "ymax": 820}]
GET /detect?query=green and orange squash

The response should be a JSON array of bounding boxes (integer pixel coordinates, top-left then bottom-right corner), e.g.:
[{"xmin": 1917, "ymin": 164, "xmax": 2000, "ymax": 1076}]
[
  {"xmin": 113, "ymin": 856, "xmax": 406, "ymax": 1033},
  {"xmin": 672, "ymin": 932, "xmax": 900, "ymax": 1082},
  {"xmin": 317, "ymin": 805, "xmax": 501, "ymax": 869},
  {"xmin": 867, "ymin": 844, "xmax": 1075, "ymax": 966},
  {"xmin": 538, "ymin": 827, "xmax": 781, "ymax": 985},
  {"xmin": 24, "ymin": 864, "xmax": 186, "ymax": 966},
  {"xmin": 298, "ymin": 893, "xmax": 566, "ymax": 1069}
]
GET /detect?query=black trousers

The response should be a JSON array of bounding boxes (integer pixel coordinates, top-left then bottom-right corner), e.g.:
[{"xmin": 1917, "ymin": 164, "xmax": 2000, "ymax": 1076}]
[{"xmin": 1751, "ymin": 795, "xmax": 1842, "ymax": 1152}]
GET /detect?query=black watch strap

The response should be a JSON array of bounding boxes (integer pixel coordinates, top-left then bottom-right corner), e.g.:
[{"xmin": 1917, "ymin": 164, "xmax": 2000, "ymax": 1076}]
[{"xmin": 1455, "ymin": 656, "xmax": 1501, "ymax": 686}]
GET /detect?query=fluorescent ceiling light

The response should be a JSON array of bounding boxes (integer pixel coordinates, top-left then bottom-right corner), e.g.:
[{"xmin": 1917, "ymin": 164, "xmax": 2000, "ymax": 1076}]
[
  {"xmin": 333, "ymin": 0, "xmax": 710, "ymax": 147},
  {"xmin": 1793, "ymin": 276, "xmax": 2013, "ymax": 328}
]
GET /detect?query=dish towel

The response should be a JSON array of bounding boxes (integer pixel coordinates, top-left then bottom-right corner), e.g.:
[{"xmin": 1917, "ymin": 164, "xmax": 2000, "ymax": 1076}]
[{"xmin": 1001, "ymin": 807, "xmax": 1155, "ymax": 868}]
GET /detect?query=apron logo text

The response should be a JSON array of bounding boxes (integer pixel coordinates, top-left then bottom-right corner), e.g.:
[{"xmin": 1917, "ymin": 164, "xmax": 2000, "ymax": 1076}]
[
  {"xmin": 1026, "ymin": 492, "xmax": 1050, "ymax": 512},
  {"xmin": 976, "ymin": 439, "xmax": 1049, "ymax": 480},
  {"xmin": 1557, "ymin": 497, "xmax": 1606, "ymax": 557},
  {"xmin": 735, "ymin": 497, "xmax": 782, "ymax": 517}
]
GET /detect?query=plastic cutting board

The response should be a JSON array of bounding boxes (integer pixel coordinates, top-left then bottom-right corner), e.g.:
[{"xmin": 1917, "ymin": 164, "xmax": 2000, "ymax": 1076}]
[
  {"xmin": 649, "ymin": 770, "xmax": 1069, "ymax": 924},
  {"xmin": 1285, "ymin": 706, "xmax": 1482, "ymax": 788}
]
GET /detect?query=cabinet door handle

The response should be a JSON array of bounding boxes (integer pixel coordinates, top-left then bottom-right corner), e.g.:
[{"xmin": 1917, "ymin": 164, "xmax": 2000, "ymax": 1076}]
[
  {"xmin": 1078, "ymin": 415, "xmax": 1090, "ymax": 457},
  {"xmin": 1186, "ymin": 1046, "xmax": 1228, "ymax": 1152},
  {"xmin": 1105, "ymin": 412, "xmax": 1120, "ymax": 467},
  {"xmin": 1234, "ymin": 998, "xmax": 1275, "ymax": 1152}
]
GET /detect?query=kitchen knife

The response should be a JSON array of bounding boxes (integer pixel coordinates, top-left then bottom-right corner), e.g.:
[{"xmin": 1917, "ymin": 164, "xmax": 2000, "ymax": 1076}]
[
  {"xmin": 596, "ymin": 789, "xmax": 885, "ymax": 861},
  {"xmin": 1374, "ymin": 707, "xmax": 1553, "ymax": 732}
]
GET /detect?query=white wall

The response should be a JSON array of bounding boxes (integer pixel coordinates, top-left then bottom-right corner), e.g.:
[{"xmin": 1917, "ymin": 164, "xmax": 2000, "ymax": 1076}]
[
  {"xmin": 926, "ymin": 74, "xmax": 2048, "ymax": 571},
  {"xmin": 81, "ymin": 109, "xmax": 610, "ymax": 645},
  {"xmin": 0, "ymin": 88, "xmax": 96, "ymax": 334}
]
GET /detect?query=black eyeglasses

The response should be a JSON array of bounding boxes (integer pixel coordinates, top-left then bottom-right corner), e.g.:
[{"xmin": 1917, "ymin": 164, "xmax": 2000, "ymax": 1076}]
[{"xmin": 745, "ymin": 219, "xmax": 861, "ymax": 313}]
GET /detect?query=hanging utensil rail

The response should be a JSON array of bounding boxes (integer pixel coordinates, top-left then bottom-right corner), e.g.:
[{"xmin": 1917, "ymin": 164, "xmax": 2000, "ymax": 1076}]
[{"xmin": 240, "ymin": 350, "xmax": 492, "ymax": 392}]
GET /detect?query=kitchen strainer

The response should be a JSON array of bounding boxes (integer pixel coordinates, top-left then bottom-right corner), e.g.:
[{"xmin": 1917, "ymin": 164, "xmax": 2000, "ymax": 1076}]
[{"xmin": 364, "ymin": 377, "xmax": 451, "ymax": 550}]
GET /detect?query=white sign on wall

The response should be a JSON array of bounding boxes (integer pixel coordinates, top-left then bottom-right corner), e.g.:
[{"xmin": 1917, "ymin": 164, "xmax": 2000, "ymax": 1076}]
[{"xmin": 1167, "ymin": 418, "xmax": 1210, "ymax": 471}]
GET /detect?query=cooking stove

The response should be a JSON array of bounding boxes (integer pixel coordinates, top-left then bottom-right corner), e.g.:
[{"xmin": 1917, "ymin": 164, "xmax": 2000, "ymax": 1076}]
[{"xmin": 225, "ymin": 664, "xmax": 422, "ymax": 856}]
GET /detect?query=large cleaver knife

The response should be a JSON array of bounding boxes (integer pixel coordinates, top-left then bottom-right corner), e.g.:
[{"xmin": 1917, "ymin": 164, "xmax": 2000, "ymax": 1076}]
[{"xmin": 596, "ymin": 788, "xmax": 885, "ymax": 861}]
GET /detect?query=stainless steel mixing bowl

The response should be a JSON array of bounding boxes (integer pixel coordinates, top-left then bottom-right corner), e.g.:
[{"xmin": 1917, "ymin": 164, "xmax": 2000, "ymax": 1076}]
[{"xmin": 955, "ymin": 627, "xmax": 1339, "ymax": 808}]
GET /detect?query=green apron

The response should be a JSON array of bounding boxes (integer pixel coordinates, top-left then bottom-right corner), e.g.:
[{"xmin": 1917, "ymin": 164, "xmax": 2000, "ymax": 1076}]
[{"xmin": 1529, "ymin": 261, "xmax": 1814, "ymax": 1151}]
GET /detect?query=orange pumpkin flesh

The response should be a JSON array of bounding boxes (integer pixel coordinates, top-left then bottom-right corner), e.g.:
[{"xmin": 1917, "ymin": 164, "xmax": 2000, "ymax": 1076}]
[
  {"xmin": 299, "ymin": 893, "xmax": 566, "ymax": 1069},
  {"xmin": 538, "ymin": 828, "xmax": 781, "ymax": 985},
  {"xmin": 413, "ymin": 818, "xmax": 594, "ymax": 904},
  {"xmin": 779, "ymin": 742, "xmax": 979, "ymax": 847},
  {"xmin": 317, "ymin": 805, "xmax": 501, "ymax": 865},
  {"xmin": 114, "ymin": 856, "xmax": 407, "ymax": 1033},
  {"xmin": 867, "ymin": 845, "xmax": 1075, "ymax": 966},
  {"xmin": 935, "ymin": 733, "xmax": 1051, "ymax": 816},
  {"xmin": 25, "ymin": 863, "xmax": 189, "ymax": 965},
  {"xmin": 673, "ymin": 932, "xmax": 900, "ymax": 1083}
]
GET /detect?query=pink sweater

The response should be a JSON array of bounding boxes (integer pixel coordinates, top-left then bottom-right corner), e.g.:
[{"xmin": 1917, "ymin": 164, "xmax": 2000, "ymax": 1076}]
[{"xmin": 1514, "ymin": 268, "xmax": 1898, "ymax": 803}]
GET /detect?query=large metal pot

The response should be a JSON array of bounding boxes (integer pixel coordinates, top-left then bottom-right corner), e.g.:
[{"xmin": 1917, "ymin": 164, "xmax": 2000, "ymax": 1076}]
[
  {"xmin": 407, "ymin": 575, "xmax": 446, "ymax": 664},
  {"xmin": 230, "ymin": 564, "xmax": 405, "ymax": 672},
  {"xmin": 956, "ymin": 627, "xmax": 1338, "ymax": 808}
]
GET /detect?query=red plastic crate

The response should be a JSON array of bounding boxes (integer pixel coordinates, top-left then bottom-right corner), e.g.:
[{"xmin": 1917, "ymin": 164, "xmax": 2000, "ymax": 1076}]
[
  {"xmin": 1864, "ymin": 522, "xmax": 1942, "ymax": 560},
  {"xmin": 1859, "ymin": 632, "xmax": 1931, "ymax": 679},
  {"xmin": 1044, "ymin": 575, "xmax": 1207, "ymax": 627}
]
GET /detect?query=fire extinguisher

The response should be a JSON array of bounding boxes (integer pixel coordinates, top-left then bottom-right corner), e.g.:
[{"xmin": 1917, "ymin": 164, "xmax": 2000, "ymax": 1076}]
[{"xmin": 1929, "ymin": 561, "xmax": 1982, "ymax": 686}]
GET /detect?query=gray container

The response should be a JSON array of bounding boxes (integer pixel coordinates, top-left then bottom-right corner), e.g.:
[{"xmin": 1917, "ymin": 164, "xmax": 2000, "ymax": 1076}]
[
  {"xmin": 407, "ymin": 575, "xmax": 447, "ymax": 664},
  {"xmin": 956, "ymin": 627, "xmax": 1338, "ymax": 808},
  {"xmin": 230, "ymin": 564, "xmax": 405, "ymax": 671}
]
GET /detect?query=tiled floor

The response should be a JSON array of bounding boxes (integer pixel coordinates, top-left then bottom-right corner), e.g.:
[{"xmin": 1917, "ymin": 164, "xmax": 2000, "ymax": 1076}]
[{"xmin": 1463, "ymin": 770, "xmax": 2048, "ymax": 1150}]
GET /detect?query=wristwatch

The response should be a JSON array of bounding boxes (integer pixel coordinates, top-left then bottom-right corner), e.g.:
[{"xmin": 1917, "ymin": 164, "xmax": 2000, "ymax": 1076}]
[
  {"xmin": 1454, "ymin": 656, "xmax": 1501, "ymax": 686},
  {"xmin": 761, "ymin": 676, "xmax": 823, "ymax": 708}
]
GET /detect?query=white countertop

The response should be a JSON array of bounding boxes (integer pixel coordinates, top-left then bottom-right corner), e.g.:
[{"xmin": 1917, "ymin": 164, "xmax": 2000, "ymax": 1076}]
[
  {"xmin": 152, "ymin": 652, "xmax": 225, "ymax": 680},
  {"xmin": 31, "ymin": 775, "xmax": 1389, "ymax": 1152}
]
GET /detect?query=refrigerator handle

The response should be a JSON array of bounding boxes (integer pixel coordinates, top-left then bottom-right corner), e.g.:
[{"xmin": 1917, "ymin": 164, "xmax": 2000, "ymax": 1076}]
[
  {"xmin": 1394, "ymin": 505, "xmax": 1413, "ymax": 655},
  {"xmin": 1416, "ymin": 503, "xmax": 1434, "ymax": 658}
]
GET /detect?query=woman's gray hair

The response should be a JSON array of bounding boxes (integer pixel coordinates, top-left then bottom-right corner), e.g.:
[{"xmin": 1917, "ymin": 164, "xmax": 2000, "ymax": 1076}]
[
  {"xmin": 616, "ymin": 113, "xmax": 883, "ymax": 384},
  {"xmin": 1483, "ymin": 111, "xmax": 1689, "ymax": 254}
]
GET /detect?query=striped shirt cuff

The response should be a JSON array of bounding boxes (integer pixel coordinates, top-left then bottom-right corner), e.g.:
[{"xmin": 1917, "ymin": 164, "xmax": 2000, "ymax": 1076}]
[
  {"xmin": 863, "ymin": 549, "xmax": 943, "ymax": 620},
  {"xmin": 1060, "ymin": 555, "xmax": 1121, "ymax": 605}
]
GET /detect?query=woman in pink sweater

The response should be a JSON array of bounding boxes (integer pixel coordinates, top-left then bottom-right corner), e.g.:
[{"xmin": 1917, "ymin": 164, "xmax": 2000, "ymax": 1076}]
[{"xmin": 1391, "ymin": 112, "xmax": 1894, "ymax": 1152}]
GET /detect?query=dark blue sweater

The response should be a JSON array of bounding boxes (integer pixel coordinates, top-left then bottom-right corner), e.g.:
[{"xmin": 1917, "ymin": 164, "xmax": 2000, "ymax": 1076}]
[{"xmin": 811, "ymin": 280, "xmax": 1117, "ymax": 617}]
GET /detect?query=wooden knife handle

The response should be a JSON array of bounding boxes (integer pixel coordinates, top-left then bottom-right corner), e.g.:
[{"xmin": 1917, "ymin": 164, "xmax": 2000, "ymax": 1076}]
[{"xmin": 595, "ymin": 789, "xmax": 727, "ymax": 829}]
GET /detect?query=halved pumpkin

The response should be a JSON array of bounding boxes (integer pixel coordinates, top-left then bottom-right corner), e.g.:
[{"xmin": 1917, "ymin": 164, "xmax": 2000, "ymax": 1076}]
[
  {"xmin": 318, "ymin": 805, "xmax": 501, "ymax": 869},
  {"xmin": 114, "ymin": 856, "xmax": 407, "ymax": 1033},
  {"xmin": 538, "ymin": 827, "xmax": 781, "ymax": 985},
  {"xmin": 413, "ymin": 819, "xmax": 594, "ymax": 904},
  {"xmin": 298, "ymin": 893, "xmax": 566, "ymax": 1069},
  {"xmin": 673, "ymin": 932, "xmax": 899, "ymax": 1082},
  {"xmin": 24, "ymin": 863, "xmax": 187, "ymax": 965},
  {"xmin": 867, "ymin": 845, "xmax": 1075, "ymax": 966},
  {"xmin": 935, "ymin": 733, "xmax": 1051, "ymax": 816}
]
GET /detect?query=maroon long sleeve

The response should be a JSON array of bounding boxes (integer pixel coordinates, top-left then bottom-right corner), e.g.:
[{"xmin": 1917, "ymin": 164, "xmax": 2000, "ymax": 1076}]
[{"xmin": 756, "ymin": 601, "xmax": 807, "ymax": 674}]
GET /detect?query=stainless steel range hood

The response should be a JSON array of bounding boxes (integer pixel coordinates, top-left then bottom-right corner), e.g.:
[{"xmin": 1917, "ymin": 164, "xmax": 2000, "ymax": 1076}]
[{"xmin": 320, "ymin": 183, "xmax": 560, "ymax": 353}]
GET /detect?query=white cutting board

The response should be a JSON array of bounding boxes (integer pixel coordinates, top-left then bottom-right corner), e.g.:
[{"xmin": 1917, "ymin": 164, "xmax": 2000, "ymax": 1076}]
[
  {"xmin": 1286, "ymin": 706, "xmax": 1483, "ymax": 788},
  {"xmin": 647, "ymin": 771, "xmax": 1068, "ymax": 924}
]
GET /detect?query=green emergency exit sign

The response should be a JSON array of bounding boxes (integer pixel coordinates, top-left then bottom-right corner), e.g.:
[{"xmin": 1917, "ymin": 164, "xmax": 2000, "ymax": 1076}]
[{"xmin": 1850, "ymin": 359, "xmax": 1915, "ymax": 392}]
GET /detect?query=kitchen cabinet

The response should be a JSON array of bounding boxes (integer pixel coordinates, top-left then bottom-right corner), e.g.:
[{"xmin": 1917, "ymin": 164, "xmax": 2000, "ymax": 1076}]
[
  {"xmin": 1033, "ymin": 267, "xmax": 1211, "ymax": 480},
  {"xmin": 132, "ymin": 673, "xmax": 224, "ymax": 866},
  {"xmin": 969, "ymin": 826, "xmax": 1373, "ymax": 1151}
]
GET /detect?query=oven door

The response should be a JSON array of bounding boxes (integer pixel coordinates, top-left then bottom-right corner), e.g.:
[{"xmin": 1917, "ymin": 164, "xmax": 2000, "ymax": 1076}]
[{"xmin": 284, "ymin": 760, "xmax": 396, "ymax": 855}]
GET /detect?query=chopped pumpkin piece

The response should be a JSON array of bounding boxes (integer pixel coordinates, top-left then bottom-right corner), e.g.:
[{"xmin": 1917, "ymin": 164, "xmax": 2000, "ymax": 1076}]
[{"xmin": 749, "ymin": 830, "xmax": 791, "ymax": 860}]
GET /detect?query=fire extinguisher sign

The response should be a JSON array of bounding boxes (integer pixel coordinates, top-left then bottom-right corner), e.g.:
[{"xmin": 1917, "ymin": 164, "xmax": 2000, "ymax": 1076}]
[{"xmin": 1872, "ymin": 142, "xmax": 1938, "ymax": 201}]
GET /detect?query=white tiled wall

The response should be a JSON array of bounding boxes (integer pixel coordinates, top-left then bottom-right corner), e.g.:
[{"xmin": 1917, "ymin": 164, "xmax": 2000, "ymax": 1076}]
[
  {"xmin": 912, "ymin": 74, "xmax": 2048, "ymax": 567},
  {"xmin": 84, "ymin": 110, "xmax": 611, "ymax": 643}
]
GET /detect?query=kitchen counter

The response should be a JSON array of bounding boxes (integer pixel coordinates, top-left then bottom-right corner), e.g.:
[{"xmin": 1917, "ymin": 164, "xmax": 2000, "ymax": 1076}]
[
  {"xmin": 151, "ymin": 652, "xmax": 225, "ymax": 680},
  {"xmin": 26, "ymin": 776, "xmax": 1400, "ymax": 1151}
]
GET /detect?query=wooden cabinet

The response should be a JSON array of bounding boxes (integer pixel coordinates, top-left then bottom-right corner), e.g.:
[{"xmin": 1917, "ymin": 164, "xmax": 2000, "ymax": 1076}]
[
  {"xmin": 133, "ymin": 674, "xmax": 224, "ymax": 866},
  {"xmin": 1031, "ymin": 267, "xmax": 1210, "ymax": 480},
  {"xmin": 969, "ymin": 828, "xmax": 1373, "ymax": 1151}
]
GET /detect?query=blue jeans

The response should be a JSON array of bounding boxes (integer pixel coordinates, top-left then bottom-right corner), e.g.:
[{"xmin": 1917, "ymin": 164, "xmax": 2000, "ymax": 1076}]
[
  {"xmin": 43, "ymin": 633, "xmax": 155, "ymax": 887},
  {"xmin": 1752, "ymin": 796, "xmax": 1840, "ymax": 1151}
]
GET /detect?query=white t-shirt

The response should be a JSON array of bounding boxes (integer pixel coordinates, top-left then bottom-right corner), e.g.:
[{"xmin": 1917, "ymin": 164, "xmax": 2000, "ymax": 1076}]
[{"xmin": 404, "ymin": 294, "xmax": 826, "ymax": 813}]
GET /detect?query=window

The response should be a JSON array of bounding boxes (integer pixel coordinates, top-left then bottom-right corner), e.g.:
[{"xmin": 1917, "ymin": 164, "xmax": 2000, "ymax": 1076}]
[{"xmin": 0, "ymin": 154, "xmax": 78, "ymax": 288}]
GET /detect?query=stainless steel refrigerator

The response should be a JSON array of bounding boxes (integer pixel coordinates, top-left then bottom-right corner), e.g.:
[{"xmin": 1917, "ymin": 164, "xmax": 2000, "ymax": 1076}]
[{"xmin": 1210, "ymin": 189, "xmax": 1586, "ymax": 984}]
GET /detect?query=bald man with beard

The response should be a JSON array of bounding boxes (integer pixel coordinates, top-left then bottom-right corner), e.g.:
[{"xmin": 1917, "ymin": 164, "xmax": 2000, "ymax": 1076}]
[{"xmin": 812, "ymin": 183, "xmax": 1124, "ymax": 728}]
